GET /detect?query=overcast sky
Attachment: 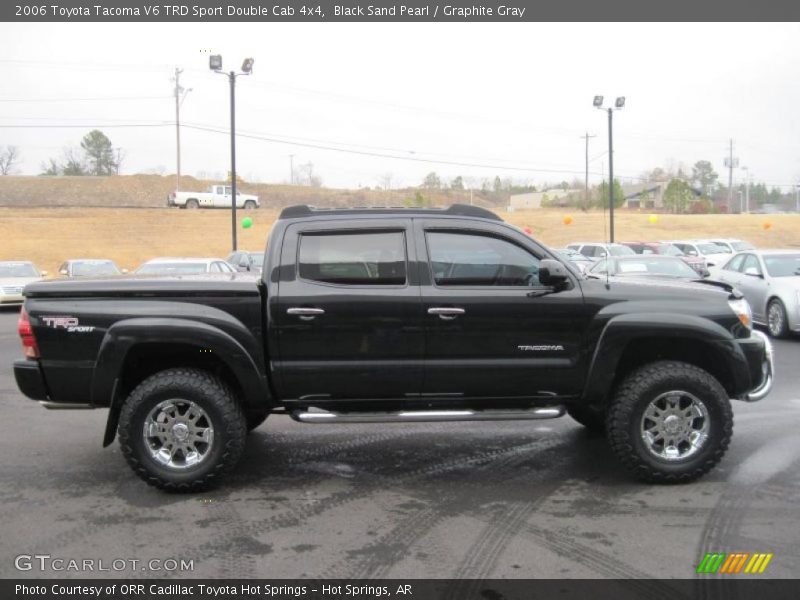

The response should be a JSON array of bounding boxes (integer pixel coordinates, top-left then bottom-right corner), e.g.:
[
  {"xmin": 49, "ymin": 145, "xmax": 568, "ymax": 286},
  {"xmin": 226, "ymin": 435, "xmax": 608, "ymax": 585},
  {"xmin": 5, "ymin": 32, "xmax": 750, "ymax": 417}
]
[{"xmin": 2, "ymin": 22, "xmax": 799, "ymax": 191}]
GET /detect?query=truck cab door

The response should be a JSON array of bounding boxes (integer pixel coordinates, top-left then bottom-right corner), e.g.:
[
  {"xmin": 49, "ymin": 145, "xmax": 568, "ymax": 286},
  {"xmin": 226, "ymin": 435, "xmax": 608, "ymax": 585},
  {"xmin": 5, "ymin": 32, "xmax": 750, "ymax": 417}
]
[
  {"xmin": 414, "ymin": 219, "xmax": 586, "ymax": 401},
  {"xmin": 271, "ymin": 218, "xmax": 424, "ymax": 401}
]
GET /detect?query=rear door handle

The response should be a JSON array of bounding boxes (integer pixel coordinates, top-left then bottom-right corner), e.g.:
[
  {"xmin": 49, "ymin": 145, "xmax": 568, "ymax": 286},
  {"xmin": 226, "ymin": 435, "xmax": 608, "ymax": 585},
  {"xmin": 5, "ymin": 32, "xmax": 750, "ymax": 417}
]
[
  {"xmin": 287, "ymin": 307, "xmax": 325, "ymax": 321},
  {"xmin": 428, "ymin": 307, "xmax": 465, "ymax": 320}
]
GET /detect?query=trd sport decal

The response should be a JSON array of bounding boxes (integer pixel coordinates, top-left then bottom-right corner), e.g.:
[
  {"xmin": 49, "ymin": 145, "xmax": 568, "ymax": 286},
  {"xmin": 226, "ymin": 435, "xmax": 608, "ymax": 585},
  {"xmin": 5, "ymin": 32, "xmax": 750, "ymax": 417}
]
[{"xmin": 41, "ymin": 316, "xmax": 95, "ymax": 333}]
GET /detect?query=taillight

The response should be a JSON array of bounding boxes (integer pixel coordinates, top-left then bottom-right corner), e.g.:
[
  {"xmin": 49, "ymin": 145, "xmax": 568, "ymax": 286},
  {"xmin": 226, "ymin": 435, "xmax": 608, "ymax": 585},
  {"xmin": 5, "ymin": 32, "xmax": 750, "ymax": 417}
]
[{"xmin": 18, "ymin": 307, "xmax": 40, "ymax": 359}]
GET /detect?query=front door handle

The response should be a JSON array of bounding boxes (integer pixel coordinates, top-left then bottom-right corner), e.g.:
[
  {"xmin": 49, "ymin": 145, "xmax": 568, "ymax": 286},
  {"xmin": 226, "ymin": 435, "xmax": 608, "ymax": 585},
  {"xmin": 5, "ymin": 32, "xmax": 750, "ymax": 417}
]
[
  {"xmin": 428, "ymin": 307, "xmax": 465, "ymax": 320},
  {"xmin": 287, "ymin": 307, "xmax": 325, "ymax": 321}
]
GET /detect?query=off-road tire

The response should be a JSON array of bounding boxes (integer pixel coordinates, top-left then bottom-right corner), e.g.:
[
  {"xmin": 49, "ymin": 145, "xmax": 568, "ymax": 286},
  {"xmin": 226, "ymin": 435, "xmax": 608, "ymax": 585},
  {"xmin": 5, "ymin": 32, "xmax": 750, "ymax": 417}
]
[
  {"xmin": 767, "ymin": 299, "xmax": 789, "ymax": 339},
  {"xmin": 566, "ymin": 404, "xmax": 605, "ymax": 433},
  {"xmin": 606, "ymin": 360, "xmax": 733, "ymax": 483},
  {"xmin": 246, "ymin": 410, "xmax": 269, "ymax": 431},
  {"xmin": 118, "ymin": 368, "xmax": 247, "ymax": 492}
]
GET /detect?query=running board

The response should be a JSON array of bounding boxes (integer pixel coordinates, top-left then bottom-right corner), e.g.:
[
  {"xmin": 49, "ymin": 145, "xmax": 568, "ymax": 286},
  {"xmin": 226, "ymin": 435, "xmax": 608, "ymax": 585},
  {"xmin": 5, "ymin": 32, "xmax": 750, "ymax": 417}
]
[{"xmin": 291, "ymin": 406, "xmax": 565, "ymax": 424}]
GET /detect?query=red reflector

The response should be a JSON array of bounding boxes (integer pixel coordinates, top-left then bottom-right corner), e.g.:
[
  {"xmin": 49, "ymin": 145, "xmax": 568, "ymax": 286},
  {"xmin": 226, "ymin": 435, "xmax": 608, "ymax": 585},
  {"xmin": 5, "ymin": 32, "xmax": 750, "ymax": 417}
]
[{"xmin": 18, "ymin": 307, "xmax": 40, "ymax": 359}]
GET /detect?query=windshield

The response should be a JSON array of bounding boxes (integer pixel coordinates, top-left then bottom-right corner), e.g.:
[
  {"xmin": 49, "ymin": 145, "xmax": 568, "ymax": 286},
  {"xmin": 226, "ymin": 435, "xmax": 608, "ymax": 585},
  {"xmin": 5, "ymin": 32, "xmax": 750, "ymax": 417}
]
[
  {"xmin": 658, "ymin": 244, "xmax": 684, "ymax": 256},
  {"xmin": 136, "ymin": 262, "xmax": 208, "ymax": 275},
  {"xmin": 0, "ymin": 262, "xmax": 39, "ymax": 277},
  {"xmin": 730, "ymin": 241, "xmax": 755, "ymax": 251},
  {"xmin": 763, "ymin": 254, "xmax": 800, "ymax": 277},
  {"xmin": 72, "ymin": 261, "xmax": 120, "ymax": 277},
  {"xmin": 608, "ymin": 245, "xmax": 636, "ymax": 256},
  {"xmin": 699, "ymin": 243, "xmax": 728, "ymax": 255},
  {"xmin": 615, "ymin": 258, "xmax": 697, "ymax": 278}
]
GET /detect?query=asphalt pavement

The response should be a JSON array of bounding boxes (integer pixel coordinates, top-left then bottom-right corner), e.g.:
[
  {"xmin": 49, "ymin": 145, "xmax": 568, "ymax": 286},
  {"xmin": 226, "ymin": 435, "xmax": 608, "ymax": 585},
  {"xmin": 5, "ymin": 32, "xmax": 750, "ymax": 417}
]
[{"xmin": 0, "ymin": 307, "xmax": 798, "ymax": 580}]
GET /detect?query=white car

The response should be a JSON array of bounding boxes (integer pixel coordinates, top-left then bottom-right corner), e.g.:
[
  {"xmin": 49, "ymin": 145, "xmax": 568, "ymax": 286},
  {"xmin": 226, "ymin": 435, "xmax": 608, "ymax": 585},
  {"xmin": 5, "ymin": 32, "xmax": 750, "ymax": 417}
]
[
  {"xmin": 662, "ymin": 240, "xmax": 732, "ymax": 270},
  {"xmin": 708, "ymin": 238, "xmax": 756, "ymax": 253},
  {"xmin": 565, "ymin": 242, "xmax": 636, "ymax": 260},
  {"xmin": 135, "ymin": 257, "xmax": 237, "ymax": 276},
  {"xmin": 167, "ymin": 185, "xmax": 259, "ymax": 209},
  {"xmin": 714, "ymin": 250, "xmax": 800, "ymax": 338},
  {"xmin": 0, "ymin": 261, "xmax": 47, "ymax": 306}
]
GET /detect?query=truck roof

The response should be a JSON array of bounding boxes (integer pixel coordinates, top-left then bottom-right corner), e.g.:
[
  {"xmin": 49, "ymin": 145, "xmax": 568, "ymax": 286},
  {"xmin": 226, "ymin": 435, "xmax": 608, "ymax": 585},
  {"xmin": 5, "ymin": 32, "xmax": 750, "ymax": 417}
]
[{"xmin": 278, "ymin": 204, "xmax": 503, "ymax": 222}]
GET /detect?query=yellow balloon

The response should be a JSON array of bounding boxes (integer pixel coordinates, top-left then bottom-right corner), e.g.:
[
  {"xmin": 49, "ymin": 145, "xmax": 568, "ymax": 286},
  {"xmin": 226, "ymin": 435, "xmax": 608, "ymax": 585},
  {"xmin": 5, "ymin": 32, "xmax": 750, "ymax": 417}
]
[{"xmin": 648, "ymin": 214, "xmax": 658, "ymax": 224}]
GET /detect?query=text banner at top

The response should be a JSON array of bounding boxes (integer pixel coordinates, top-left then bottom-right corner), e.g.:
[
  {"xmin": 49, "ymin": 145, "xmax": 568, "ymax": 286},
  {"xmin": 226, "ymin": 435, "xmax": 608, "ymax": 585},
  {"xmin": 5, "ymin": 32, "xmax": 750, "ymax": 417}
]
[{"xmin": 4, "ymin": 0, "xmax": 800, "ymax": 22}]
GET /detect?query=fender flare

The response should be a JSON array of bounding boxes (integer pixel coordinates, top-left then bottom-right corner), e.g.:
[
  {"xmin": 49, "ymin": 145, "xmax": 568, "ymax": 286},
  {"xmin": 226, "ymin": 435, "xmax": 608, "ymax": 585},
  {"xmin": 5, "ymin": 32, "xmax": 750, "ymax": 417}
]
[
  {"xmin": 581, "ymin": 312, "xmax": 749, "ymax": 407},
  {"xmin": 96, "ymin": 317, "xmax": 269, "ymax": 446}
]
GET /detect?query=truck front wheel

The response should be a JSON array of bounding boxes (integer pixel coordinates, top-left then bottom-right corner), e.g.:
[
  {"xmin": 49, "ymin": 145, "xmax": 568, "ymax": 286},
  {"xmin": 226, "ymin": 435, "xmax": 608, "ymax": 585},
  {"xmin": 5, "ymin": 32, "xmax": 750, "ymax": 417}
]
[
  {"xmin": 606, "ymin": 361, "xmax": 732, "ymax": 483},
  {"xmin": 118, "ymin": 368, "xmax": 247, "ymax": 492}
]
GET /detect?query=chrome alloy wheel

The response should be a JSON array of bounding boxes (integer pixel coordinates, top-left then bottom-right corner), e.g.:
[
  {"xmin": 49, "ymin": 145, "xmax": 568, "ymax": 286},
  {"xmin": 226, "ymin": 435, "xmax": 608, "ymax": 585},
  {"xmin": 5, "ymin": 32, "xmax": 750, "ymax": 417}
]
[
  {"xmin": 143, "ymin": 399, "xmax": 214, "ymax": 470},
  {"xmin": 640, "ymin": 391, "xmax": 709, "ymax": 461},
  {"xmin": 768, "ymin": 302, "xmax": 784, "ymax": 336}
]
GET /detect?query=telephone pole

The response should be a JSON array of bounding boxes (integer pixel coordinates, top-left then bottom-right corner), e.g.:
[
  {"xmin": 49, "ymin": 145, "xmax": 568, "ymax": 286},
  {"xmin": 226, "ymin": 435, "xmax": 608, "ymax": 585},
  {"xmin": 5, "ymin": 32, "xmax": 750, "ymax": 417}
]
[
  {"xmin": 724, "ymin": 139, "xmax": 739, "ymax": 212},
  {"xmin": 581, "ymin": 132, "xmax": 596, "ymax": 211},
  {"xmin": 172, "ymin": 68, "xmax": 191, "ymax": 192},
  {"xmin": 289, "ymin": 154, "xmax": 295, "ymax": 184}
]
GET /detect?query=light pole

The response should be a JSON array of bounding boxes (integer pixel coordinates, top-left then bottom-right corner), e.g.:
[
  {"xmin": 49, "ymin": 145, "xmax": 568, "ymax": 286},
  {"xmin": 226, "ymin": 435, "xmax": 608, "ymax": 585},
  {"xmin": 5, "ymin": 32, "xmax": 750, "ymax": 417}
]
[
  {"xmin": 210, "ymin": 54, "xmax": 254, "ymax": 252},
  {"xmin": 593, "ymin": 96, "xmax": 625, "ymax": 242}
]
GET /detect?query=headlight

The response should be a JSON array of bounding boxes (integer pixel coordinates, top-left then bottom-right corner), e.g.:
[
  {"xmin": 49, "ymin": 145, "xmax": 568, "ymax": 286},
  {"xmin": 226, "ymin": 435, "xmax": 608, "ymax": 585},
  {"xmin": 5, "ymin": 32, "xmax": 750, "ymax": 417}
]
[{"xmin": 729, "ymin": 298, "xmax": 752, "ymax": 329}]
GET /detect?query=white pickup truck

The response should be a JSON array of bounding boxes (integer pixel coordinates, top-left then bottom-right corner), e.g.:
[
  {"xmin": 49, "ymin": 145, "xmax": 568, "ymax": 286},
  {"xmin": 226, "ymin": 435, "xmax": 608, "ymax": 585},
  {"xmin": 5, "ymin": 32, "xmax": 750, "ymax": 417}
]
[{"xmin": 167, "ymin": 185, "xmax": 260, "ymax": 209}]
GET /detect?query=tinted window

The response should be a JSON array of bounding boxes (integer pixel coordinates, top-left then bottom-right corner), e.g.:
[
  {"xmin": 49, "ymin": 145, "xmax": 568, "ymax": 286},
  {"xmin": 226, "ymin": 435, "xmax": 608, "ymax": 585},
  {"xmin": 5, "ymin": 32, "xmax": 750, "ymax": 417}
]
[
  {"xmin": 299, "ymin": 231, "xmax": 406, "ymax": 285},
  {"xmin": 724, "ymin": 254, "xmax": 746, "ymax": 272},
  {"xmin": 427, "ymin": 232, "xmax": 540, "ymax": 286}
]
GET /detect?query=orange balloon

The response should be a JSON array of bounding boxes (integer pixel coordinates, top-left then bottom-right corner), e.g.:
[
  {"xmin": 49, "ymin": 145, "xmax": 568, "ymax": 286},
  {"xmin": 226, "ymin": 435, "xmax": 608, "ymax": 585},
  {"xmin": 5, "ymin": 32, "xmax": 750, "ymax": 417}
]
[
  {"xmin": 523, "ymin": 226, "xmax": 533, "ymax": 235},
  {"xmin": 763, "ymin": 221, "xmax": 772, "ymax": 230},
  {"xmin": 563, "ymin": 215, "xmax": 573, "ymax": 225}
]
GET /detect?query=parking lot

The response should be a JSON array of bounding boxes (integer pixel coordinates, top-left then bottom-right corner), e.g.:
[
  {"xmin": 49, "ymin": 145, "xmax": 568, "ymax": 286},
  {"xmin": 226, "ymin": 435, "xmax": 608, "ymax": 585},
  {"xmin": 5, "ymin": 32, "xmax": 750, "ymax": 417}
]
[{"xmin": 0, "ymin": 306, "xmax": 798, "ymax": 580}]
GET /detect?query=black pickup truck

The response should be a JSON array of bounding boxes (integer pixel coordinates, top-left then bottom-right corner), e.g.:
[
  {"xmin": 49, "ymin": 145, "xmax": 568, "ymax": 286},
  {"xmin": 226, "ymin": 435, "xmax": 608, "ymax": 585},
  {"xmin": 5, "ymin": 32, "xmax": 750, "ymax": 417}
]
[{"xmin": 14, "ymin": 205, "xmax": 774, "ymax": 491}]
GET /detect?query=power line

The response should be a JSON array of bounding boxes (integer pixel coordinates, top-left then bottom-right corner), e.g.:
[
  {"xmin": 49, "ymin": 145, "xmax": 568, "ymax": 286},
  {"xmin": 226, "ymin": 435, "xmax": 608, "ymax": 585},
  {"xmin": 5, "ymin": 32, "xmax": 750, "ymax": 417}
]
[{"xmin": 0, "ymin": 96, "xmax": 172, "ymax": 102}]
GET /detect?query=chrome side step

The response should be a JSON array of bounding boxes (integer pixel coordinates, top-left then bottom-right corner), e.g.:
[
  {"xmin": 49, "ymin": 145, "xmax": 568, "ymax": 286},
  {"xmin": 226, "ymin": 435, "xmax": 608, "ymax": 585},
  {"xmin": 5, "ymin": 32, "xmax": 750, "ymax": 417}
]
[{"xmin": 291, "ymin": 406, "xmax": 565, "ymax": 424}]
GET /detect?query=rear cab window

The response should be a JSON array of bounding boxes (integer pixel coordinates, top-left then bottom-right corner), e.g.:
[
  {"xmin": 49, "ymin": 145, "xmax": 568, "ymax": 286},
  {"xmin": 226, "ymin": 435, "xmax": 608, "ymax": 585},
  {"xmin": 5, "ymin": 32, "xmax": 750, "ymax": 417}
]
[{"xmin": 298, "ymin": 231, "xmax": 407, "ymax": 285}]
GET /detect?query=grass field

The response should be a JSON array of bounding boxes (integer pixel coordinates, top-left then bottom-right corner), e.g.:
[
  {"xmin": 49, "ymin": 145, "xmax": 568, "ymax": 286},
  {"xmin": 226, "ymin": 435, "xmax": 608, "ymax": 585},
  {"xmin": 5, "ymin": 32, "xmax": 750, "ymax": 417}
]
[{"xmin": 1, "ymin": 207, "xmax": 798, "ymax": 275}]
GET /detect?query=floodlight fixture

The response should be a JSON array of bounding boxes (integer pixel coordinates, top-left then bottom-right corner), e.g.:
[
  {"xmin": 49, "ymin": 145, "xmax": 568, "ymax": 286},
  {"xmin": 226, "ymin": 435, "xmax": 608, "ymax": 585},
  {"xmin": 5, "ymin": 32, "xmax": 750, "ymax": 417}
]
[
  {"xmin": 209, "ymin": 55, "xmax": 223, "ymax": 71},
  {"xmin": 615, "ymin": 96, "xmax": 626, "ymax": 108},
  {"xmin": 241, "ymin": 58, "xmax": 254, "ymax": 74},
  {"xmin": 593, "ymin": 95, "xmax": 604, "ymax": 108}
]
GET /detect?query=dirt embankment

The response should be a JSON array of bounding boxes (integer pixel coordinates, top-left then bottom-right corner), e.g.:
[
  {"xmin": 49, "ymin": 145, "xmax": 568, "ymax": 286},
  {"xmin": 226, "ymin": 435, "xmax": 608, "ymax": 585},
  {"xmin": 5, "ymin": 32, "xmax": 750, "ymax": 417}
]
[{"xmin": 0, "ymin": 174, "xmax": 480, "ymax": 209}]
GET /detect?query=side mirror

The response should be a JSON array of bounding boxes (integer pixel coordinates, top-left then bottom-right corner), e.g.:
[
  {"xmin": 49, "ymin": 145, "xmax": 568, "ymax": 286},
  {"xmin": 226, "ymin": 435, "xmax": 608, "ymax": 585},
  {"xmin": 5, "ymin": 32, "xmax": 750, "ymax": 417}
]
[
  {"xmin": 744, "ymin": 267, "xmax": 762, "ymax": 278},
  {"xmin": 59, "ymin": 269, "xmax": 68, "ymax": 276},
  {"xmin": 40, "ymin": 270, "xmax": 48, "ymax": 277},
  {"xmin": 121, "ymin": 268, "xmax": 129, "ymax": 274},
  {"xmin": 539, "ymin": 258, "xmax": 570, "ymax": 287},
  {"xmin": 706, "ymin": 261, "xmax": 715, "ymax": 268}
]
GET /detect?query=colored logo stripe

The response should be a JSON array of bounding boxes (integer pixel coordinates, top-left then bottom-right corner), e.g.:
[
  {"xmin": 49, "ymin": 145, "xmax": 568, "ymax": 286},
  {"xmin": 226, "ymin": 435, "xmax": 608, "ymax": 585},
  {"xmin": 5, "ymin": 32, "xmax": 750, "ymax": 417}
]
[{"xmin": 697, "ymin": 552, "xmax": 773, "ymax": 574}]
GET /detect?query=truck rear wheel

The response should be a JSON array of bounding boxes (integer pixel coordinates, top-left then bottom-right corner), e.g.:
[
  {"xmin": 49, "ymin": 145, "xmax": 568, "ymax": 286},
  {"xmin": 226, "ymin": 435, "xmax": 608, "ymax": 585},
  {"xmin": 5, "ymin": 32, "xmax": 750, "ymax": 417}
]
[
  {"xmin": 243, "ymin": 200, "xmax": 257, "ymax": 210},
  {"xmin": 117, "ymin": 368, "xmax": 247, "ymax": 492},
  {"xmin": 606, "ymin": 361, "xmax": 732, "ymax": 483},
  {"xmin": 185, "ymin": 199, "xmax": 199, "ymax": 209}
]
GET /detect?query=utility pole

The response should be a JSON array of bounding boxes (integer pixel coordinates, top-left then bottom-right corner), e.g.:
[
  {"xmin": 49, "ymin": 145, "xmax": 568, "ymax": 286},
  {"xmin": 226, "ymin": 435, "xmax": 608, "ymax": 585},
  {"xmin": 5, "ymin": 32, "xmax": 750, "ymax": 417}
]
[
  {"xmin": 289, "ymin": 154, "xmax": 295, "ymax": 184},
  {"xmin": 607, "ymin": 109, "xmax": 615, "ymax": 242},
  {"xmin": 796, "ymin": 184, "xmax": 799, "ymax": 213},
  {"xmin": 581, "ymin": 132, "xmax": 596, "ymax": 211},
  {"xmin": 172, "ymin": 68, "xmax": 191, "ymax": 192},
  {"xmin": 724, "ymin": 139, "xmax": 739, "ymax": 212}
]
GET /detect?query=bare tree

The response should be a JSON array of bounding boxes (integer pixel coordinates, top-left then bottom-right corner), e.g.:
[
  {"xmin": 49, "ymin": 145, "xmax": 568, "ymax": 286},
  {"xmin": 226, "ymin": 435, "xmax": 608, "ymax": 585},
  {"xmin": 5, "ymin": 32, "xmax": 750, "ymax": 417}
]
[
  {"xmin": 0, "ymin": 145, "xmax": 20, "ymax": 175},
  {"xmin": 378, "ymin": 172, "xmax": 393, "ymax": 190}
]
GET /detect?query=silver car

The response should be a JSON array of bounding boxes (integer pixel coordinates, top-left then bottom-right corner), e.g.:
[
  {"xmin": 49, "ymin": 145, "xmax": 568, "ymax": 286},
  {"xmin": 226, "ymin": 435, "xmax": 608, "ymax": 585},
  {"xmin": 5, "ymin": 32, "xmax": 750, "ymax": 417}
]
[
  {"xmin": 0, "ymin": 261, "xmax": 47, "ymax": 306},
  {"xmin": 714, "ymin": 250, "xmax": 800, "ymax": 338}
]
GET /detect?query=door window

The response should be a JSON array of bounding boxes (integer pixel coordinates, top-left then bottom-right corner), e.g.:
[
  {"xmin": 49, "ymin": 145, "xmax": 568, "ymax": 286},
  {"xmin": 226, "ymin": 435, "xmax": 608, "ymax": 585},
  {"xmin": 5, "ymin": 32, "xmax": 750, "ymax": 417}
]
[
  {"xmin": 723, "ymin": 254, "xmax": 746, "ymax": 272},
  {"xmin": 741, "ymin": 254, "xmax": 762, "ymax": 275},
  {"xmin": 427, "ymin": 231, "xmax": 541, "ymax": 286},
  {"xmin": 298, "ymin": 231, "xmax": 407, "ymax": 285}
]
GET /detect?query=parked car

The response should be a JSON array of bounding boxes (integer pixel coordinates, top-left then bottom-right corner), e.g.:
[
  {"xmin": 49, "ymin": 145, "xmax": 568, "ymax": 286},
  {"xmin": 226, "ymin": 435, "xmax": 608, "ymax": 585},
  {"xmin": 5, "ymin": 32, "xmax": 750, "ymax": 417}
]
[
  {"xmin": 0, "ymin": 261, "xmax": 46, "ymax": 306},
  {"xmin": 135, "ymin": 257, "xmax": 237, "ymax": 275},
  {"xmin": 620, "ymin": 241, "xmax": 708, "ymax": 276},
  {"xmin": 14, "ymin": 204, "xmax": 773, "ymax": 491},
  {"xmin": 554, "ymin": 248, "xmax": 593, "ymax": 273},
  {"xmin": 713, "ymin": 250, "xmax": 800, "ymax": 338},
  {"xmin": 58, "ymin": 259, "xmax": 125, "ymax": 278},
  {"xmin": 587, "ymin": 255, "xmax": 702, "ymax": 281},
  {"xmin": 167, "ymin": 185, "xmax": 259, "ymax": 209},
  {"xmin": 566, "ymin": 242, "xmax": 636, "ymax": 260},
  {"xmin": 708, "ymin": 238, "xmax": 756, "ymax": 253},
  {"xmin": 662, "ymin": 240, "xmax": 732, "ymax": 269},
  {"xmin": 226, "ymin": 251, "xmax": 264, "ymax": 274}
]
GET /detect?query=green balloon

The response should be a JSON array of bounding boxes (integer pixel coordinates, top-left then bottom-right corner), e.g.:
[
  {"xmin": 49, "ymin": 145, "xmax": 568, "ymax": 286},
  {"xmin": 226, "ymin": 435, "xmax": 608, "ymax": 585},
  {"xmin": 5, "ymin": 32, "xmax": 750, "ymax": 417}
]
[{"xmin": 242, "ymin": 217, "xmax": 253, "ymax": 229}]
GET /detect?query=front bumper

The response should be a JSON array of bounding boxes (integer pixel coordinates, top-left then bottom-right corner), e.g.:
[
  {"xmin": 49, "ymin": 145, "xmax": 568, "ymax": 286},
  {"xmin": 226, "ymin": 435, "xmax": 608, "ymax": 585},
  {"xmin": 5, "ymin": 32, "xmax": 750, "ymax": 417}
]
[{"xmin": 738, "ymin": 330, "xmax": 774, "ymax": 402}]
